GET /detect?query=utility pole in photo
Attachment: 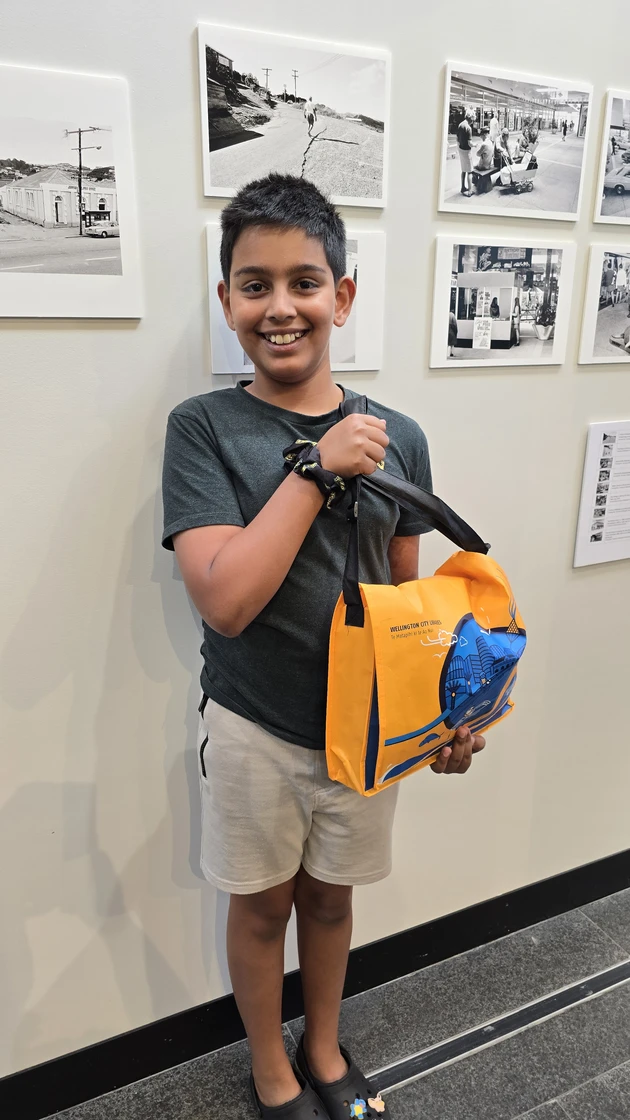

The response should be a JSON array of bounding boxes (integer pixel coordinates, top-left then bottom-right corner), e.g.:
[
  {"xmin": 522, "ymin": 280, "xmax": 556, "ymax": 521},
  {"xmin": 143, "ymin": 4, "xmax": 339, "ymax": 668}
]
[
  {"xmin": 64, "ymin": 126, "xmax": 104, "ymax": 235},
  {"xmin": 262, "ymin": 68, "xmax": 272, "ymax": 90},
  {"xmin": 292, "ymin": 69, "xmax": 298, "ymax": 99}
]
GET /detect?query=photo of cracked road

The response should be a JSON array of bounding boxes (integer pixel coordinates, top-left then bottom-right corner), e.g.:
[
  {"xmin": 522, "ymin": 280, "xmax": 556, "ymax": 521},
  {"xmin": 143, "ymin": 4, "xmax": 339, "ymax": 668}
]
[{"xmin": 198, "ymin": 24, "xmax": 388, "ymax": 206}]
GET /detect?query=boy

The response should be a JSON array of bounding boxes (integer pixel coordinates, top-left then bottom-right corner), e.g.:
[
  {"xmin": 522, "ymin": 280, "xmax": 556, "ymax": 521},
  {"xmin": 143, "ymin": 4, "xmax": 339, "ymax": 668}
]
[{"xmin": 162, "ymin": 174, "xmax": 485, "ymax": 1119}]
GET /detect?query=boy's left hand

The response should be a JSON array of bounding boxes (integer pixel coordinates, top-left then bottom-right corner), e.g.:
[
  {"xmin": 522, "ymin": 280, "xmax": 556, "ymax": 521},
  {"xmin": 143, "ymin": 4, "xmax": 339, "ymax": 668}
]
[{"xmin": 431, "ymin": 727, "xmax": 486, "ymax": 775}]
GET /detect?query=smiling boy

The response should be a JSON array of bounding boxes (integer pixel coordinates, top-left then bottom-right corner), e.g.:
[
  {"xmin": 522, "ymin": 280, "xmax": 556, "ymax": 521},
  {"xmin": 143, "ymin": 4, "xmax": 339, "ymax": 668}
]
[{"xmin": 161, "ymin": 174, "xmax": 485, "ymax": 1120}]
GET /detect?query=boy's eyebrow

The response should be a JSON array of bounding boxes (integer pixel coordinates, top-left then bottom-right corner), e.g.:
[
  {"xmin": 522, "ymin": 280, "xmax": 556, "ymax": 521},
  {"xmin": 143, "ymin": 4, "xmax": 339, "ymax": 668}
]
[{"xmin": 233, "ymin": 263, "xmax": 328, "ymax": 278}]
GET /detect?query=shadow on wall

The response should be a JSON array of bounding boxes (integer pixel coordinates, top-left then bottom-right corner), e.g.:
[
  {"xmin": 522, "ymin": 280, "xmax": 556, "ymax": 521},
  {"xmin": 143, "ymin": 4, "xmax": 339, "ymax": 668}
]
[{"xmin": 0, "ymin": 338, "xmax": 232, "ymax": 1073}]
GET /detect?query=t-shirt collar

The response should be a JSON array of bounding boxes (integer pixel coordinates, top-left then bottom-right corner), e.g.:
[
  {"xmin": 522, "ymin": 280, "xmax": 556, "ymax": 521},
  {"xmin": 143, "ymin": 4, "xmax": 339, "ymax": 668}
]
[{"xmin": 236, "ymin": 380, "xmax": 352, "ymax": 425}]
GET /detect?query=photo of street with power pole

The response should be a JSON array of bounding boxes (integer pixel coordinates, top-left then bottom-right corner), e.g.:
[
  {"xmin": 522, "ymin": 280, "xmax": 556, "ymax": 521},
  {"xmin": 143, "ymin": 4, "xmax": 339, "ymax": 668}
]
[
  {"xmin": 0, "ymin": 116, "xmax": 121, "ymax": 275},
  {"xmin": 439, "ymin": 63, "xmax": 591, "ymax": 221},
  {"xmin": 198, "ymin": 23, "xmax": 389, "ymax": 206}
]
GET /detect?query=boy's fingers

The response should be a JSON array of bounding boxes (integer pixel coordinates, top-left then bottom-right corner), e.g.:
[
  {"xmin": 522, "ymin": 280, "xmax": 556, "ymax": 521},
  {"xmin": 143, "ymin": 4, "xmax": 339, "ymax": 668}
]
[
  {"xmin": 446, "ymin": 727, "xmax": 473, "ymax": 773},
  {"xmin": 431, "ymin": 746, "xmax": 451, "ymax": 774},
  {"xmin": 446, "ymin": 727, "xmax": 468, "ymax": 770},
  {"xmin": 472, "ymin": 735, "xmax": 486, "ymax": 753},
  {"xmin": 366, "ymin": 438, "xmax": 389, "ymax": 462}
]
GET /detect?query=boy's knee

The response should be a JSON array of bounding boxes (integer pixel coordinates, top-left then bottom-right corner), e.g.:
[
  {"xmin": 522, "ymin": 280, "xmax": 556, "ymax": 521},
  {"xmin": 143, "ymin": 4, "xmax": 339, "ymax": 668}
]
[
  {"xmin": 230, "ymin": 880, "xmax": 295, "ymax": 941},
  {"xmin": 296, "ymin": 873, "xmax": 352, "ymax": 925}
]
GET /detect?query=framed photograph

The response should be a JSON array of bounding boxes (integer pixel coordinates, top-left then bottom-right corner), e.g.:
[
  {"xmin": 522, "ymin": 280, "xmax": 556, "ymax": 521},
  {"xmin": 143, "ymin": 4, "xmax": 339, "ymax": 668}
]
[
  {"xmin": 197, "ymin": 22, "xmax": 390, "ymax": 207},
  {"xmin": 594, "ymin": 91, "xmax": 630, "ymax": 224},
  {"xmin": 0, "ymin": 62, "xmax": 142, "ymax": 318},
  {"xmin": 430, "ymin": 236, "xmax": 576, "ymax": 369},
  {"xmin": 579, "ymin": 245, "xmax": 630, "ymax": 363},
  {"xmin": 574, "ymin": 420, "xmax": 630, "ymax": 567},
  {"xmin": 439, "ymin": 62, "xmax": 592, "ymax": 222},
  {"xmin": 206, "ymin": 224, "xmax": 385, "ymax": 375}
]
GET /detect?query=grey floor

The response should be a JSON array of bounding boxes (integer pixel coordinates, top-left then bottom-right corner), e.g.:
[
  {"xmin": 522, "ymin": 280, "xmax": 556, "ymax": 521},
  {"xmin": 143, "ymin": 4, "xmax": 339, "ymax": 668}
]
[{"xmin": 48, "ymin": 888, "xmax": 630, "ymax": 1120}]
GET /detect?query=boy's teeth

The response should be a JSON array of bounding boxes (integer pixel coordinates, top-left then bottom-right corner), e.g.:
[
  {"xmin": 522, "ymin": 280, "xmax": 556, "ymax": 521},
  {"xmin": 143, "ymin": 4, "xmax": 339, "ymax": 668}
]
[{"xmin": 267, "ymin": 331, "xmax": 303, "ymax": 344}]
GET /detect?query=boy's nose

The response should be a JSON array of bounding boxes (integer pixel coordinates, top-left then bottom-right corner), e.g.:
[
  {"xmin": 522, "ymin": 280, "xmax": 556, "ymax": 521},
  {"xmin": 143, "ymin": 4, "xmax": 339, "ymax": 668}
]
[{"xmin": 266, "ymin": 290, "xmax": 297, "ymax": 321}]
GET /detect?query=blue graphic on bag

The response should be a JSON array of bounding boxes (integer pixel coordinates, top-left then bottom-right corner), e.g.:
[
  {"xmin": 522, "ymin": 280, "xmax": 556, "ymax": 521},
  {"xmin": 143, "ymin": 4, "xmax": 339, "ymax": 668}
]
[{"xmin": 379, "ymin": 608, "xmax": 526, "ymax": 784}]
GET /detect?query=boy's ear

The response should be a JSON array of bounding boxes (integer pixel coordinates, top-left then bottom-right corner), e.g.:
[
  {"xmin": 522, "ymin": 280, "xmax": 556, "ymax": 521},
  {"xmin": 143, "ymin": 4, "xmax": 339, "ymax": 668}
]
[
  {"xmin": 218, "ymin": 279, "xmax": 236, "ymax": 331},
  {"xmin": 333, "ymin": 276, "xmax": 356, "ymax": 328}
]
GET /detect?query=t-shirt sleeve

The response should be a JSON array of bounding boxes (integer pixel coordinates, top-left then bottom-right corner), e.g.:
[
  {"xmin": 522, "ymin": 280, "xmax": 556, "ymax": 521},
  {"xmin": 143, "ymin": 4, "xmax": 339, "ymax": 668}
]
[
  {"xmin": 161, "ymin": 406, "xmax": 245, "ymax": 551},
  {"xmin": 394, "ymin": 421, "xmax": 434, "ymax": 537}
]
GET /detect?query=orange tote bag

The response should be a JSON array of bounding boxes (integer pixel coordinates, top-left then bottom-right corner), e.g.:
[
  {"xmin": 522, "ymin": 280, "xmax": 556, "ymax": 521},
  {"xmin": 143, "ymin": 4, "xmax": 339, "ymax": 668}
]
[{"xmin": 326, "ymin": 396, "xmax": 526, "ymax": 796}]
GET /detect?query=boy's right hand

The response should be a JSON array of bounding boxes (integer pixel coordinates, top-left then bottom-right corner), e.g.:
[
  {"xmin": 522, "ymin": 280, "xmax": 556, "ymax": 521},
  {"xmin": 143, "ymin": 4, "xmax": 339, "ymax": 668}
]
[{"xmin": 318, "ymin": 414, "xmax": 389, "ymax": 477}]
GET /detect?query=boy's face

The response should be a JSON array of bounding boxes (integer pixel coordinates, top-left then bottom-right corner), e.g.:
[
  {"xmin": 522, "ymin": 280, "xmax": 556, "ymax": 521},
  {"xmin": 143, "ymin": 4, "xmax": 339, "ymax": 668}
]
[{"xmin": 218, "ymin": 225, "xmax": 355, "ymax": 386}]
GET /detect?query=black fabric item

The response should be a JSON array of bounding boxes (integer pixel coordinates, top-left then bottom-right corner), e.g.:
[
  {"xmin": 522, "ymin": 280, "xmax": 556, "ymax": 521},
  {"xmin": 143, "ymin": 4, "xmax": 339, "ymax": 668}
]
[
  {"xmin": 249, "ymin": 1072, "xmax": 328, "ymax": 1119},
  {"xmin": 294, "ymin": 1035, "xmax": 389, "ymax": 1120},
  {"xmin": 282, "ymin": 439, "xmax": 348, "ymax": 509},
  {"xmin": 338, "ymin": 394, "xmax": 489, "ymax": 627}
]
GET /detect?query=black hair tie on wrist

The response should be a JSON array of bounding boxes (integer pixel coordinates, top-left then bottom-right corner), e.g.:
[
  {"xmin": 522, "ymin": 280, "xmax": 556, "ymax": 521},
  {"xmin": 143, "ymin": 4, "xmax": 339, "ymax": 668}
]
[{"xmin": 282, "ymin": 440, "xmax": 347, "ymax": 509}]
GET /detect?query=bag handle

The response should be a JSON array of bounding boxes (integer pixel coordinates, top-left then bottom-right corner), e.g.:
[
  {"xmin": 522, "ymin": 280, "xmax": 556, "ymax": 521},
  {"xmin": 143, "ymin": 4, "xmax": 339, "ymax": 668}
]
[{"xmin": 338, "ymin": 394, "xmax": 489, "ymax": 627}]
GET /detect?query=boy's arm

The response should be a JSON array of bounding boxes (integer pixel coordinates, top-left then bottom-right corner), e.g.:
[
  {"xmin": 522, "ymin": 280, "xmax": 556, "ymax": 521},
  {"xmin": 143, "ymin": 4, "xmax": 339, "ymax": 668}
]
[
  {"xmin": 388, "ymin": 534, "xmax": 419, "ymax": 585},
  {"xmin": 172, "ymin": 412, "xmax": 389, "ymax": 638},
  {"xmin": 173, "ymin": 472, "xmax": 324, "ymax": 638}
]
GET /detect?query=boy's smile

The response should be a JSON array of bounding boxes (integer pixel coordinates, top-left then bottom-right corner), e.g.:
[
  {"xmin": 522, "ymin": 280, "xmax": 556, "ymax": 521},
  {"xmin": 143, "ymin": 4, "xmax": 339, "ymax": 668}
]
[{"xmin": 218, "ymin": 225, "xmax": 355, "ymax": 386}]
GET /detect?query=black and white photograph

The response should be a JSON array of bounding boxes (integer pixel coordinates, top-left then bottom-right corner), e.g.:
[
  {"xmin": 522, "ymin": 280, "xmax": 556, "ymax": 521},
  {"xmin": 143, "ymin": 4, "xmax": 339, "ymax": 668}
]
[
  {"xmin": 431, "ymin": 236, "xmax": 576, "ymax": 369},
  {"xmin": 206, "ymin": 225, "xmax": 385, "ymax": 375},
  {"xmin": 439, "ymin": 63, "xmax": 591, "ymax": 221},
  {"xmin": 594, "ymin": 91, "xmax": 630, "ymax": 223},
  {"xmin": 0, "ymin": 63, "xmax": 142, "ymax": 318},
  {"xmin": 197, "ymin": 23, "xmax": 389, "ymax": 207},
  {"xmin": 579, "ymin": 246, "xmax": 630, "ymax": 363},
  {"xmin": 0, "ymin": 116, "xmax": 121, "ymax": 276}
]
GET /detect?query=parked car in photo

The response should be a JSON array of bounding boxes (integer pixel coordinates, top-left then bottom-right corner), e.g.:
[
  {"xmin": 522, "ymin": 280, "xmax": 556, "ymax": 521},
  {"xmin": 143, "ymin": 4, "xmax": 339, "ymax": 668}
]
[
  {"xmin": 85, "ymin": 221, "xmax": 120, "ymax": 238},
  {"xmin": 604, "ymin": 166, "xmax": 630, "ymax": 195}
]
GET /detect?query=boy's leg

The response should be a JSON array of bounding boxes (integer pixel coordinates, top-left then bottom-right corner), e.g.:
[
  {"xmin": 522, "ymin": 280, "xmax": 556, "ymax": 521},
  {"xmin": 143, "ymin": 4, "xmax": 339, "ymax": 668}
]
[
  {"xmin": 228, "ymin": 878, "xmax": 302, "ymax": 1107},
  {"xmin": 294, "ymin": 868, "xmax": 353, "ymax": 1083}
]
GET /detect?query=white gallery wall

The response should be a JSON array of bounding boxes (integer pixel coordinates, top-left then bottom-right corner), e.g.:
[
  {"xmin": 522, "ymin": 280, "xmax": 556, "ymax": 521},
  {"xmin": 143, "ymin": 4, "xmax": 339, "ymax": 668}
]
[{"xmin": 1, "ymin": 0, "xmax": 630, "ymax": 1079}]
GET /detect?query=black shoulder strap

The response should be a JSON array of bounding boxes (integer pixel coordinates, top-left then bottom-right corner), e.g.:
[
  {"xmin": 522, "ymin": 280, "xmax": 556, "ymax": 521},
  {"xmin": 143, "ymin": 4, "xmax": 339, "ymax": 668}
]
[{"xmin": 338, "ymin": 393, "xmax": 489, "ymax": 627}]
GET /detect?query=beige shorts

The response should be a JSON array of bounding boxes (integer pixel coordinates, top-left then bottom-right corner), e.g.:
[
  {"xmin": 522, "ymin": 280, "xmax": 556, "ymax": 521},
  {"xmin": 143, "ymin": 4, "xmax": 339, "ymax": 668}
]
[{"xmin": 198, "ymin": 698, "xmax": 399, "ymax": 895}]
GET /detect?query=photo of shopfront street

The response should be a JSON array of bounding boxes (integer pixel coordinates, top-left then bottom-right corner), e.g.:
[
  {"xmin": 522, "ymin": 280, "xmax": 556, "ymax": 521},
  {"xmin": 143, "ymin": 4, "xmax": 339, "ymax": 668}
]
[
  {"xmin": 441, "ymin": 67, "xmax": 590, "ymax": 218},
  {"xmin": 0, "ymin": 116, "xmax": 121, "ymax": 276}
]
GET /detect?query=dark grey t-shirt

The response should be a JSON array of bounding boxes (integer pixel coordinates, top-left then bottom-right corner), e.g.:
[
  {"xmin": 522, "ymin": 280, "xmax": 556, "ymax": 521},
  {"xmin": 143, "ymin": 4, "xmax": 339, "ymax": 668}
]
[{"xmin": 162, "ymin": 383, "xmax": 433, "ymax": 749}]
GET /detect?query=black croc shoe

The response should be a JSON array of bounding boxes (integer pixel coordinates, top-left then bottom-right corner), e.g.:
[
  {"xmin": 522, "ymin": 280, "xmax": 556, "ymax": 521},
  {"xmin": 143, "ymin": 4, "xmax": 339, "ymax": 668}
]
[
  {"xmin": 250, "ymin": 1069, "xmax": 329, "ymax": 1119},
  {"xmin": 294, "ymin": 1036, "xmax": 391, "ymax": 1119}
]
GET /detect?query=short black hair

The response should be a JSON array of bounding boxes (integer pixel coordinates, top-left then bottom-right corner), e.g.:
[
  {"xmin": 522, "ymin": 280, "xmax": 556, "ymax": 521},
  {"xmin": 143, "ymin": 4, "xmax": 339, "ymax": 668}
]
[{"xmin": 220, "ymin": 173, "xmax": 346, "ymax": 285}]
